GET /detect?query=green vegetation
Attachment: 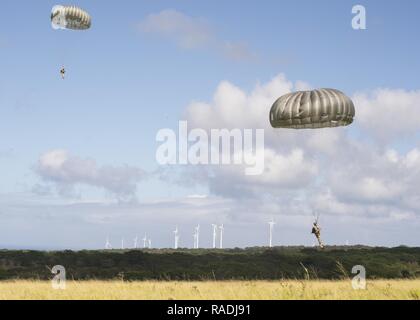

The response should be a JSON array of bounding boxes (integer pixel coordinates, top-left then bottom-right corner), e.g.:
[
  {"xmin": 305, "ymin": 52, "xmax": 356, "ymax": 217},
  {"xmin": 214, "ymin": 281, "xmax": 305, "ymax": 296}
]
[{"xmin": 0, "ymin": 246, "xmax": 419, "ymax": 281}]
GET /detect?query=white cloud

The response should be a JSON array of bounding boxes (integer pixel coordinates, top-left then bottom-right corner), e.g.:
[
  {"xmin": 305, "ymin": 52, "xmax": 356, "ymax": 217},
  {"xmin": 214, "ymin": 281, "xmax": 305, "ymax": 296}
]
[
  {"xmin": 222, "ymin": 41, "xmax": 256, "ymax": 62},
  {"xmin": 403, "ymin": 148, "xmax": 420, "ymax": 169},
  {"xmin": 35, "ymin": 150, "xmax": 146, "ymax": 200},
  {"xmin": 138, "ymin": 9, "xmax": 212, "ymax": 49},
  {"xmin": 352, "ymin": 177, "xmax": 403, "ymax": 201},
  {"xmin": 327, "ymin": 147, "xmax": 420, "ymax": 207},
  {"xmin": 185, "ymin": 74, "xmax": 294, "ymax": 131},
  {"xmin": 138, "ymin": 9, "xmax": 256, "ymax": 61},
  {"xmin": 354, "ymin": 88, "xmax": 420, "ymax": 142},
  {"xmin": 253, "ymin": 149, "xmax": 318, "ymax": 187}
]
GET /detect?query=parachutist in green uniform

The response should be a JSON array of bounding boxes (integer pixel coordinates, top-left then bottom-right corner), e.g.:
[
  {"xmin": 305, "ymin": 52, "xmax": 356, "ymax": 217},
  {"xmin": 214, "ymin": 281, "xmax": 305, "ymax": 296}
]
[
  {"xmin": 51, "ymin": 6, "xmax": 91, "ymax": 79},
  {"xmin": 311, "ymin": 222, "xmax": 324, "ymax": 249}
]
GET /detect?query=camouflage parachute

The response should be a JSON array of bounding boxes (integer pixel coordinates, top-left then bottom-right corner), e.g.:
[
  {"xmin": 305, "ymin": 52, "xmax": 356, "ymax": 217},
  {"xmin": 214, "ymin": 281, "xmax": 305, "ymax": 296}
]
[
  {"xmin": 270, "ymin": 88, "xmax": 355, "ymax": 129},
  {"xmin": 51, "ymin": 5, "xmax": 91, "ymax": 30}
]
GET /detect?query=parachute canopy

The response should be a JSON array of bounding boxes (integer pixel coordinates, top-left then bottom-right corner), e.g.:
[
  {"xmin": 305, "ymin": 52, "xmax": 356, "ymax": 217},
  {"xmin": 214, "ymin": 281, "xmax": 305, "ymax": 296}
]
[
  {"xmin": 51, "ymin": 5, "xmax": 91, "ymax": 30},
  {"xmin": 270, "ymin": 88, "xmax": 355, "ymax": 129}
]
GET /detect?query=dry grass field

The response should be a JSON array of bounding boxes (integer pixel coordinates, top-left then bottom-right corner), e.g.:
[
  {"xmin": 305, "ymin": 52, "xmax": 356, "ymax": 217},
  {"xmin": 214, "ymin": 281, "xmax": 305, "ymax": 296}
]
[{"xmin": 0, "ymin": 280, "xmax": 419, "ymax": 300}]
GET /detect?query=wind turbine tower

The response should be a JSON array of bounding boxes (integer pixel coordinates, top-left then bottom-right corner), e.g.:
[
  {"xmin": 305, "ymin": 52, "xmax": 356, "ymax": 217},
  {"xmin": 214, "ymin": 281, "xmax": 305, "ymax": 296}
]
[
  {"xmin": 143, "ymin": 234, "xmax": 147, "ymax": 249},
  {"xmin": 134, "ymin": 235, "xmax": 138, "ymax": 249},
  {"xmin": 195, "ymin": 225, "xmax": 200, "ymax": 249},
  {"xmin": 212, "ymin": 224, "xmax": 218, "ymax": 249},
  {"xmin": 121, "ymin": 237, "xmax": 125, "ymax": 250},
  {"xmin": 193, "ymin": 229, "xmax": 198, "ymax": 249},
  {"xmin": 174, "ymin": 226, "xmax": 179, "ymax": 249},
  {"xmin": 268, "ymin": 220, "xmax": 276, "ymax": 248},
  {"xmin": 148, "ymin": 239, "xmax": 152, "ymax": 249},
  {"xmin": 105, "ymin": 237, "xmax": 112, "ymax": 250},
  {"xmin": 219, "ymin": 224, "xmax": 224, "ymax": 249}
]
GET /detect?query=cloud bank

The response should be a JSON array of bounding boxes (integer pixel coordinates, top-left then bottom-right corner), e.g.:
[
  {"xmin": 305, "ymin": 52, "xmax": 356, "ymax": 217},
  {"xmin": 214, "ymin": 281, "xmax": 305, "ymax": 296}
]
[
  {"xmin": 35, "ymin": 150, "xmax": 145, "ymax": 200},
  {"xmin": 138, "ymin": 9, "xmax": 256, "ymax": 61}
]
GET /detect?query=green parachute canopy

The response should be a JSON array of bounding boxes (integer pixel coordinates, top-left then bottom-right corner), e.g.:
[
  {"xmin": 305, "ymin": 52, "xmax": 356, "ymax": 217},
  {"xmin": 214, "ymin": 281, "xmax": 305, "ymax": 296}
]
[
  {"xmin": 51, "ymin": 5, "xmax": 91, "ymax": 30},
  {"xmin": 270, "ymin": 88, "xmax": 355, "ymax": 129}
]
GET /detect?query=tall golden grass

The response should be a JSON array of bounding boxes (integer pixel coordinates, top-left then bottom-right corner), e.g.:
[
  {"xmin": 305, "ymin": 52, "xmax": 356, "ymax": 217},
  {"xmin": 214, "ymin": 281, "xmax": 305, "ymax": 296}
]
[{"xmin": 0, "ymin": 280, "xmax": 419, "ymax": 300}]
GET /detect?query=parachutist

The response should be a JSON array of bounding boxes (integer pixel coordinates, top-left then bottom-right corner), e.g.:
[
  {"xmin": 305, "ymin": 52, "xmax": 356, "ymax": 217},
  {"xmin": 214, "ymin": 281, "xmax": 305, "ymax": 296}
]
[
  {"xmin": 51, "ymin": 6, "xmax": 90, "ymax": 79},
  {"xmin": 60, "ymin": 67, "xmax": 66, "ymax": 79},
  {"xmin": 311, "ymin": 222, "xmax": 324, "ymax": 249}
]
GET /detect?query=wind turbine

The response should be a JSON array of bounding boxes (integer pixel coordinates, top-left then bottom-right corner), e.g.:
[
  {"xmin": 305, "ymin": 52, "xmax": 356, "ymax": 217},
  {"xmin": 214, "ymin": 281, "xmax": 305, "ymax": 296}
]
[
  {"xmin": 143, "ymin": 234, "xmax": 147, "ymax": 249},
  {"xmin": 193, "ymin": 229, "xmax": 198, "ymax": 249},
  {"xmin": 268, "ymin": 220, "xmax": 276, "ymax": 248},
  {"xmin": 148, "ymin": 239, "xmax": 152, "ymax": 249},
  {"xmin": 105, "ymin": 237, "xmax": 112, "ymax": 250},
  {"xmin": 121, "ymin": 237, "xmax": 125, "ymax": 250},
  {"xmin": 195, "ymin": 225, "xmax": 200, "ymax": 249},
  {"xmin": 212, "ymin": 224, "xmax": 218, "ymax": 249},
  {"xmin": 134, "ymin": 235, "xmax": 138, "ymax": 249},
  {"xmin": 219, "ymin": 224, "xmax": 224, "ymax": 249},
  {"xmin": 174, "ymin": 226, "xmax": 179, "ymax": 249}
]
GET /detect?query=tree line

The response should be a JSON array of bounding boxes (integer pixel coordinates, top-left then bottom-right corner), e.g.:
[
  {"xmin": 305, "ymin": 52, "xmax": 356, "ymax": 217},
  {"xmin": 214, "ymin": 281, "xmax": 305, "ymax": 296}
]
[{"xmin": 0, "ymin": 246, "xmax": 419, "ymax": 281}]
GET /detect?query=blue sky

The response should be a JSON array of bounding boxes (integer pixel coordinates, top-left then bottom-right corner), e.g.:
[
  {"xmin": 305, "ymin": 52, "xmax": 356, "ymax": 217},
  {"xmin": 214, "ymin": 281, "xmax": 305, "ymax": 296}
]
[{"xmin": 1, "ymin": 1, "xmax": 420, "ymax": 249}]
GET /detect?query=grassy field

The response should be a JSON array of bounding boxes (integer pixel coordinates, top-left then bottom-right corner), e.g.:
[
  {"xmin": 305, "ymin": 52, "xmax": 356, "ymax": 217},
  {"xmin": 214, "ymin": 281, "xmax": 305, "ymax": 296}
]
[{"xmin": 0, "ymin": 280, "xmax": 419, "ymax": 300}]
